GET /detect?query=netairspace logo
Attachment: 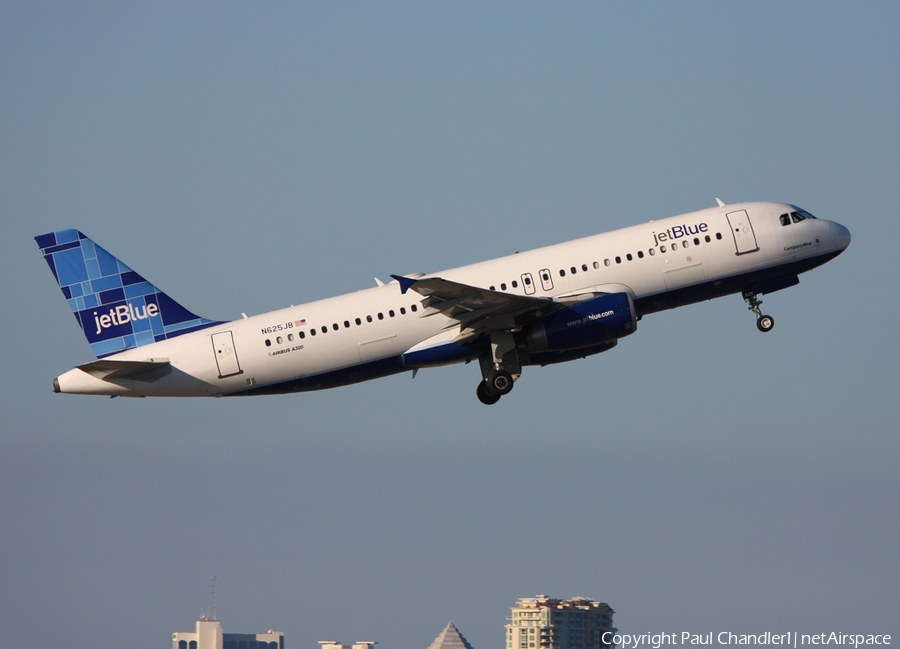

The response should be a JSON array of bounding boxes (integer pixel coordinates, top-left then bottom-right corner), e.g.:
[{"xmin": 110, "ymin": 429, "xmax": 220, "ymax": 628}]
[{"xmin": 604, "ymin": 633, "xmax": 891, "ymax": 649}]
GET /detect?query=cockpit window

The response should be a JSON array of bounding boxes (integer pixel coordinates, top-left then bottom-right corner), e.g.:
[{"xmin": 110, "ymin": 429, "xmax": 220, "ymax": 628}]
[{"xmin": 782, "ymin": 210, "xmax": 818, "ymax": 226}]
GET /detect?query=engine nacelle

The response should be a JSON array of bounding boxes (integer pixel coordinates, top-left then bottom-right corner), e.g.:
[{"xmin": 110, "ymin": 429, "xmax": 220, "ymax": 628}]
[
  {"xmin": 521, "ymin": 340, "xmax": 618, "ymax": 367},
  {"xmin": 524, "ymin": 292, "xmax": 637, "ymax": 353}
]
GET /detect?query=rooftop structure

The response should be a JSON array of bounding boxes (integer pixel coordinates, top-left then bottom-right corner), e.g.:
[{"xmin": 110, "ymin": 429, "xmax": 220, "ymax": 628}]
[
  {"xmin": 427, "ymin": 622, "xmax": 476, "ymax": 649},
  {"xmin": 506, "ymin": 596, "xmax": 616, "ymax": 649},
  {"xmin": 172, "ymin": 618, "xmax": 284, "ymax": 649}
]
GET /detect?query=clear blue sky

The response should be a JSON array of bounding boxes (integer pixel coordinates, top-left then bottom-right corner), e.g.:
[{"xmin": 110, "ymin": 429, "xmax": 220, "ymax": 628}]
[{"xmin": 2, "ymin": 3, "xmax": 898, "ymax": 648}]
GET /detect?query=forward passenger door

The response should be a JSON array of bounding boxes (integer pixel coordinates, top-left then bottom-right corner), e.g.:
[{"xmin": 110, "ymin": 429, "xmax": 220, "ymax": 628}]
[{"xmin": 726, "ymin": 210, "xmax": 760, "ymax": 255}]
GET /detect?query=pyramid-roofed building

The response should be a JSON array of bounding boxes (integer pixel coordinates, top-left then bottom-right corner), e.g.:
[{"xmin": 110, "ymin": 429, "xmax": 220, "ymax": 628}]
[{"xmin": 427, "ymin": 622, "xmax": 475, "ymax": 649}]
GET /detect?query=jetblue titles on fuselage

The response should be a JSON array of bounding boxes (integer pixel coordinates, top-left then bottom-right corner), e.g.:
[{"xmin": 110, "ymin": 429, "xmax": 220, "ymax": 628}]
[
  {"xmin": 652, "ymin": 222, "xmax": 709, "ymax": 246},
  {"xmin": 35, "ymin": 201, "xmax": 851, "ymax": 404}
]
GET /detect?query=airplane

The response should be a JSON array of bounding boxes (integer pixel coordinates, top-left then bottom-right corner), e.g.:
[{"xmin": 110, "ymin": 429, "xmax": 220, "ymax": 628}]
[{"xmin": 35, "ymin": 200, "xmax": 850, "ymax": 404}]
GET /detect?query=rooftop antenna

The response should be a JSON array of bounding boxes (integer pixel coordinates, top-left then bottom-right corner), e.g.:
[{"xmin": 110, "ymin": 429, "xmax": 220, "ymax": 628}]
[{"xmin": 212, "ymin": 576, "xmax": 218, "ymax": 621}]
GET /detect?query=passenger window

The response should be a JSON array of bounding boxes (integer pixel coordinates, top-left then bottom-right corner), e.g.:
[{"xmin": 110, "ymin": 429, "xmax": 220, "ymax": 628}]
[
  {"xmin": 501, "ymin": 283, "xmax": 507, "ymax": 290},
  {"xmin": 299, "ymin": 331, "xmax": 306, "ymax": 339},
  {"xmin": 694, "ymin": 238, "xmax": 700, "ymax": 245},
  {"xmin": 615, "ymin": 256, "xmax": 621, "ymax": 264},
  {"xmin": 649, "ymin": 248, "xmax": 655, "ymax": 256},
  {"xmin": 638, "ymin": 250, "xmax": 644, "ymax": 258},
  {"xmin": 705, "ymin": 235, "xmax": 711, "ymax": 243},
  {"xmin": 524, "ymin": 277, "xmax": 531, "ymax": 285},
  {"xmin": 542, "ymin": 273, "xmax": 550, "ymax": 281},
  {"xmin": 276, "ymin": 336, "xmax": 283, "ymax": 344},
  {"xmin": 682, "ymin": 240, "xmax": 689, "ymax": 248},
  {"xmin": 400, "ymin": 307, "xmax": 406, "ymax": 315},
  {"xmin": 355, "ymin": 318, "xmax": 361, "ymax": 325},
  {"xmin": 389, "ymin": 310, "xmax": 395, "ymax": 317},
  {"xmin": 344, "ymin": 321, "xmax": 350, "ymax": 328},
  {"xmin": 716, "ymin": 233, "xmax": 722, "ymax": 240},
  {"xmin": 288, "ymin": 333, "xmax": 294, "ymax": 341},
  {"xmin": 378, "ymin": 313, "xmax": 384, "ymax": 320},
  {"xmin": 780, "ymin": 214, "xmax": 791, "ymax": 226},
  {"xmin": 321, "ymin": 326, "xmax": 327, "ymax": 333},
  {"xmin": 265, "ymin": 339, "xmax": 272, "ymax": 347},
  {"xmin": 582, "ymin": 264, "xmax": 588, "ymax": 272},
  {"xmin": 570, "ymin": 266, "xmax": 577, "ymax": 274},
  {"xmin": 604, "ymin": 259, "xmax": 611, "ymax": 266},
  {"xmin": 310, "ymin": 329, "xmax": 317, "ymax": 336},
  {"xmin": 560, "ymin": 269, "xmax": 566, "ymax": 277},
  {"xmin": 367, "ymin": 315, "xmax": 373, "ymax": 323},
  {"xmin": 332, "ymin": 323, "xmax": 339, "ymax": 331},
  {"xmin": 671, "ymin": 242, "xmax": 678, "ymax": 250},
  {"xmin": 661, "ymin": 245, "xmax": 667, "ymax": 253},
  {"xmin": 411, "ymin": 304, "xmax": 418, "ymax": 312},
  {"xmin": 626, "ymin": 253, "xmax": 633, "ymax": 261},
  {"xmin": 512, "ymin": 280, "xmax": 518, "ymax": 288},
  {"xmin": 490, "ymin": 286, "xmax": 495, "ymax": 291},
  {"xmin": 593, "ymin": 261, "xmax": 599, "ymax": 269}
]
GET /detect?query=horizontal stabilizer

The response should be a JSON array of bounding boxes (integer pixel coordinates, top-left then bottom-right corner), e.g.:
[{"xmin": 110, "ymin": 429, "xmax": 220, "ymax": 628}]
[{"xmin": 76, "ymin": 358, "xmax": 171, "ymax": 381}]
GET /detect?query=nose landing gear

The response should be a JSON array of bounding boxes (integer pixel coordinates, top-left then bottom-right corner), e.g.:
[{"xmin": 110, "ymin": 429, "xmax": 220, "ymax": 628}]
[{"xmin": 743, "ymin": 290, "xmax": 775, "ymax": 332}]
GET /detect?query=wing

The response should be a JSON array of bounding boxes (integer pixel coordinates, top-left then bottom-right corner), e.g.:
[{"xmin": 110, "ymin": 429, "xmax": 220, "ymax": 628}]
[{"xmin": 390, "ymin": 275, "xmax": 558, "ymax": 341}]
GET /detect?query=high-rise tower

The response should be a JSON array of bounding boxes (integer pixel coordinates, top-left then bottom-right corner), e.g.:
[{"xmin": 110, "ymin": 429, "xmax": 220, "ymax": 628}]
[{"xmin": 506, "ymin": 596, "xmax": 616, "ymax": 649}]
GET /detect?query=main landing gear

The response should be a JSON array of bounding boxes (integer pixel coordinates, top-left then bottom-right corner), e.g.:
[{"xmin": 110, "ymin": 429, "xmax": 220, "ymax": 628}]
[
  {"xmin": 743, "ymin": 290, "xmax": 775, "ymax": 333},
  {"xmin": 476, "ymin": 331, "xmax": 520, "ymax": 405},
  {"xmin": 476, "ymin": 369, "xmax": 514, "ymax": 405}
]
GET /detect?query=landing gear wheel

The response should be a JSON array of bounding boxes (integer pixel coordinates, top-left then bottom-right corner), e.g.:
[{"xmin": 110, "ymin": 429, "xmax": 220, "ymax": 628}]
[
  {"xmin": 487, "ymin": 370, "xmax": 514, "ymax": 396},
  {"xmin": 477, "ymin": 381, "xmax": 501, "ymax": 405},
  {"xmin": 757, "ymin": 315, "xmax": 775, "ymax": 332},
  {"xmin": 743, "ymin": 290, "xmax": 775, "ymax": 334}
]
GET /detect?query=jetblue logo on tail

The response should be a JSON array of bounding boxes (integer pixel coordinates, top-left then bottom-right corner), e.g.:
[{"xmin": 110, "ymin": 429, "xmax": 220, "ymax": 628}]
[{"xmin": 92, "ymin": 303, "xmax": 160, "ymax": 335}]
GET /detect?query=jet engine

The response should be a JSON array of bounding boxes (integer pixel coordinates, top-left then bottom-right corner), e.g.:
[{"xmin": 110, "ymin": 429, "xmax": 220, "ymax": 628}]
[{"xmin": 523, "ymin": 292, "xmax": 637, "ymax": 354}]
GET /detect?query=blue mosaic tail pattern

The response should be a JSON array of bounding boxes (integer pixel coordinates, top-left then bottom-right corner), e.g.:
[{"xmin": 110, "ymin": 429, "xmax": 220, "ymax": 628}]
[{"xmin": 35, "ymin": 229, "xmax": 224, "ymax": 358}]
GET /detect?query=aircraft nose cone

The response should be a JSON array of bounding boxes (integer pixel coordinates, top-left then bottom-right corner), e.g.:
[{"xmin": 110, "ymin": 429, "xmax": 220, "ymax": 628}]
[{"xmin": 831, "ymin": 222, "xmax": 851, "ymax": 249}]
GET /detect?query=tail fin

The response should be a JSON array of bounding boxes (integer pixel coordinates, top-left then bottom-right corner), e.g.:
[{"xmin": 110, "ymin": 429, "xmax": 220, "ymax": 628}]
[{"xmin": 35, "ymin": 229, "xmax": 224, "ymax": 358}]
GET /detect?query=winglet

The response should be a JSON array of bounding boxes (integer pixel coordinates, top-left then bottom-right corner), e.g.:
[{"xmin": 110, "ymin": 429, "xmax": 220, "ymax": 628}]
[
  {"xmin": 390, "ymin": 274, "xmax": 418, "ymax": 294},
  {"xmin": 716, "ymin": 197, "xmax": 725, "ymax": 207}
]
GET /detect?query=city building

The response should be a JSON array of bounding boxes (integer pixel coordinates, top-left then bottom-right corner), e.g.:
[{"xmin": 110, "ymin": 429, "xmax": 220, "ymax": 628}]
[
  {"xmin": 319, "ymin": 642, "xmax": 379, "ymax": 649},
  {"xmin": 172, "ymin": 617, "xmax": 284, "ymax": 649},
  {"xmin": 506, "ymin": 596, "xmax": 616, "ymax": 649},
  {"xmin": 427, "ymin": 621, "xmax": 475, "ymax": 649}
]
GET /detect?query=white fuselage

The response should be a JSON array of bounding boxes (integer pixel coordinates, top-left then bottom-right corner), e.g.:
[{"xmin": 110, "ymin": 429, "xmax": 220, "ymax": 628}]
[{"xmin": 54, "ymin": 202, "xmax": 851, "ymax": 397}]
